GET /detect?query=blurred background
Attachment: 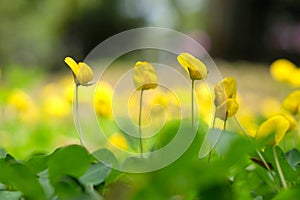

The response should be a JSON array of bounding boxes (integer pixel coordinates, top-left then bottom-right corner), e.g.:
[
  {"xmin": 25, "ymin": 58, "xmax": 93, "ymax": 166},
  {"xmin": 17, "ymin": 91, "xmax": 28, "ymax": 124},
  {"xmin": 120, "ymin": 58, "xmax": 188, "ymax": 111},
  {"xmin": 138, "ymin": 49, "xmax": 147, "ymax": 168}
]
[
  {"xmin": 1, "ymin": 0, "xmax": 300, "ymax": 158},
  {"xmin": 0, "ymin": 0, "xmax": 300, "ymax": 70}
]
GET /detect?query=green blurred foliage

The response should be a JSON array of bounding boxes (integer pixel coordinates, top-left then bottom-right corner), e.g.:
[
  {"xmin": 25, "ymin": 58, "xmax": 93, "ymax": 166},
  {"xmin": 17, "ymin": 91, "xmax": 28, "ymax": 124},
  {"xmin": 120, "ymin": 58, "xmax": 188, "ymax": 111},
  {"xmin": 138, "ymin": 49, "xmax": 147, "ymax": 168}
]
[{"xmin": 0, "ymin": 0, "xmax": 144, "ymax": 70}]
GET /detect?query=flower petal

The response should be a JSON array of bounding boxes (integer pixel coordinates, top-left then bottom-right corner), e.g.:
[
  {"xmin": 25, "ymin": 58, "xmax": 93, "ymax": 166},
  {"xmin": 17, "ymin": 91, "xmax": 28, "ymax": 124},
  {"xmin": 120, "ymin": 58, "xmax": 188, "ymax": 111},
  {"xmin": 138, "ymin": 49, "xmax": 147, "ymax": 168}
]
[
  {"xmin": 133, "ymin": 61, "xmax": 158, "ymax": 90},
  {"xmin": 256, "ymin": 115, "xmax": 290, "ymax": 146},
  {"xmin": 215, "ymin": 99, "xmax": 239, "ymax": 120},
  {"xmin": 282, "ymin": 90, "xmax": 300, "ymax": 115},
  {"xmin": 64, "ymin": 57, "xmax": 80, "ymax": 76},
  {"xmin": 270, "ymin": 59, "xmax": 297, "ymax": 83},
  {"xmin": 77, "ymin": 62, "xmax": 94, "ymax": 85},
  {"xmin": 177, "ymin": 52, "xmax": 207, "ymax": 80},
  {"xmin": 214, "ymin": 77, "xmax": 237, "ymax": 107}
]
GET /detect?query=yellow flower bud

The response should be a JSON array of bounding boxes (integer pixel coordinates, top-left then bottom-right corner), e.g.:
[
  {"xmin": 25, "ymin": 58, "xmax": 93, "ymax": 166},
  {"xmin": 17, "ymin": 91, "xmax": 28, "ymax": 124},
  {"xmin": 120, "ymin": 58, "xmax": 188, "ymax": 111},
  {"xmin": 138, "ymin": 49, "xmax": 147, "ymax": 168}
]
[
  {"xmin": 177, "ymin": 52, "xmax": 208, "ymax": 80},
  {"xmin": 280, "ymin": 113, "xmax": 297, "ymax": 131},
  {"xmin": 215, "ymin": 99, "xmax": 239, "ymax": 120},
  {"xmin": 133, "ymin": 61, "xmax": 158, "ymax": 90},
  {"xmin": 64, "ymin": 57, "xmax": 93, "ymax": 86},
  {"xmin": 270, "ymin": 59, "xmax": 297, "ymax": 83},
  {"xmin": 214, "ymin": 77, "xmax": 237, "ymax": 107},
  {"xmin": 214, "ymin": 77, "xmax": 238, "ymax": 120},
  {"xmin": 256, "ymin": 115, "xmax": 290, "ymax": 146},
  {"xmin": 282, "ymin": 90, "xmax": 300, "ymax": 115}
]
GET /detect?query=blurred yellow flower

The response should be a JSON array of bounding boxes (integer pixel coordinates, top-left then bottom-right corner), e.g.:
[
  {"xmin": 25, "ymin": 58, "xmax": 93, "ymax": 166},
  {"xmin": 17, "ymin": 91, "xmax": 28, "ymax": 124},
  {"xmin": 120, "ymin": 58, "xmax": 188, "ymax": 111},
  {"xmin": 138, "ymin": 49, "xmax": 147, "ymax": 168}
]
[
  {"xmin": 43, "ymin": 95, "xmax": 70, "ymax": 118},
  {"xmin": 60, "ymin": 76, "xmax": 75, "ymax": 103},
  {"xmin": 8, "ymin": 89, "xmax": 33, "ymax": 112},
  {"xmin": 108, "ymin": 133, "xmax": 128, "ymax": 150},
  {"xmin": 7, "ymin": 89, "xmax": 39, "ymax": 123},
  {"xmin": 151, "ymin": 91, "xmax": 169, "ymax": 109},
  {"xmin": 177, "ymin": 52, "xmax": 208, "ymax": 80},
  {"xmin": 289, "ymin": 70, "xmax": 300, "ymax": 86},
  {"xmin": 94, "ymin": 82, "xmax": 113, "ymax": 118},
  {"xmin": 270, "ymin": 59, "xmax": 300, "ymax": 87},
  {"xmin": 270, "ymin": 59, "xmax": 297, "ymax": 83},
  {"xmin": 64, "ymin": 57, "xmax": 93, "ymax": 86},
  {"xmin": 39, "ymin": 83, "xmax": 71, "ymax": 118},
  {"xmin": 214, "ymin": 77, "xmax": 238, "ymax": 120},
  {"xmin": 281, "ymin": 113, "xmax": 297, "ymax": 131},
  {"xmin": 195, "ymin": 83, "xmax": 213, "ymax": 123},
  {"xmin": 133, "ymin": 61, "xmax": 158, "ymax": 90},
  {"xmin": 282, "ymin": 90, "xmax": 300, "ymax": 115},
  {"xmin": 256, "ymin": 115, "xmax": 290, "ymax": 146},
  {"xmin": 150, "ymin": 90, "xmax": 181, "ymax": 120}
]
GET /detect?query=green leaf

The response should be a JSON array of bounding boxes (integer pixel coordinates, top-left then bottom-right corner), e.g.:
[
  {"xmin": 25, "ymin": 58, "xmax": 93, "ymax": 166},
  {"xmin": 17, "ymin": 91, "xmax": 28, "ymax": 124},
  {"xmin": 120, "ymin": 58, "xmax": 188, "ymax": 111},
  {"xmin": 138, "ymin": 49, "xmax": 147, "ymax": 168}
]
[
  {"xmin": 263, "ymin": 146, "xmax": 297, "ymax": 183},
  {"xmin": 0, "ymin": 191, "xmax": 22, "ymax": 200},
  {"xmin": 273, "ymin": 185, "xmax": 300, "ymax": 200},
  {"xmin": 54, "ymin": 175, "xmax": 84, "ymax": 199},
  {"xmin": 92, "ymin": 148, "xmax": 119, "ymax": 169},
  {"xmin": 285, "ymin": 148, "xmax": 300, "ymax": 170},
  {"xmin": 38, "ymin": 170, "xmax": 55, "ymax": 199},
  {"xmin": 0, "ymin": 148, "xmax": 7, "ymax": 158},
  {"xmin": 25, "ymin": 154, "xmax": 49, "ymax": 174},
  {"xmin": 80, "ymin": 162, "xmax": 111, "ymax": 186},
  {"xmin": 48, "ymin": 145, "xmax": 91, "ymax": 185},
  {"xmin": 0, "ymin": 157, "xmax": 45, "ymax": 200},
  {"xmin": 222, "ymin": 134, "xmax": 255, "ymax": 167}
]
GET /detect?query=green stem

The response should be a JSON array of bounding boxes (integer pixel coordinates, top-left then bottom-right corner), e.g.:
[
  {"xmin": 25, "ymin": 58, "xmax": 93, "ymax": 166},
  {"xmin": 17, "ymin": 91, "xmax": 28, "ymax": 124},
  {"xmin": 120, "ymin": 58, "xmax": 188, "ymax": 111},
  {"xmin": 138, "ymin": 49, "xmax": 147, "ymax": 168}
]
[
  {"xmin": 191, "ymin": 80, "xmax": 195, "ymax": 128},
  {"xmin": 208, "ymin": 114, "xmax": 216, "ymax": 163},
  {"xmin": 294, "ymin": 129, "xmax": 297, "ymax": 148},
  {"xmin": 273, "ymin": 146, "xmax": 288, "ymax": 189},
  {"xmin": 234, "ymin": 116, "xmax": 250, "ymax": 139},
  {"xmin": 256, "ymin": 149, "xmax": 280, "ymax": 191},
  {"xmin": 138, "ymin": 89, "xmax": 144, "ymax": 157},
  {"xmin": 75, "ymin": 84, "xmax": 84, "ymax": 146},
  {"xmin": 223, "ymin": 112, "xmax": 228, "ymax": 131},
  {"xmin": 234, "ymin": 116, "xmax": 281, "ymax": 190}
]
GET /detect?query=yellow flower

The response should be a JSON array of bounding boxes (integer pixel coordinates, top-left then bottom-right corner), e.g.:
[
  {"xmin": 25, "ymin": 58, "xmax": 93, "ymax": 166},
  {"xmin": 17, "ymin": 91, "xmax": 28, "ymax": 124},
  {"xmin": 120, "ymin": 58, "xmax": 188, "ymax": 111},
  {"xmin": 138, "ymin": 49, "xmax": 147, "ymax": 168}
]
[
  {"xmin": 289, "ymin": 70, "xmax": 300, "ymax": 87},
  {"xmin": 7, "ymin": 89, "xmax": 39, "ymax": 123},
  {"xmin": 214, "ymin": 77, "xmax": 237, "ymax": 107},
  {"xmin": 177, "ymin": 52, "xmax": 208, "ymax": 80},
  {"xmin": 282, "ymin": 90, "xmax": 300, "ymax": 115},
  {"xmin": 94, "ymin": 81, "xmax": 113, "ymax": 118},
  {"xmin": 64, "ymin": 57, "xmax": 93, "ymax": 86},
  {"xmin": 195, "ymin": 83, "xmax": 214, "ymax": 123},
  {"xmin": 281, "ymin": 113, "xmax": 297, "ymax": 131},
  {"xmin": 133, "ymin": 61, "xmax": 158, "ymax": 90},
  {"xmin": 108, "ymin": 133, "xmax": 128, "ymax": 150},
  {"xmin": 256, "ymin": 115, "xmax": 290, "ymax": 146},
  {"xmin": 8, "ymin": 89, "xmax": 33, "ymax": 111},
  {"xmin": 43, "ymin": 95, "xmax": 70, "ymax": 118},
  {"xmin": 215, "ymin": 99, "xmax": 239, "ymax": 120},
  {"xmin": 214, "ymin": 77, "xmax": 238, "ymax": 120},
  {"xmin": 270, "ymin": 59, "xmax": 297, "ymax": 83}
]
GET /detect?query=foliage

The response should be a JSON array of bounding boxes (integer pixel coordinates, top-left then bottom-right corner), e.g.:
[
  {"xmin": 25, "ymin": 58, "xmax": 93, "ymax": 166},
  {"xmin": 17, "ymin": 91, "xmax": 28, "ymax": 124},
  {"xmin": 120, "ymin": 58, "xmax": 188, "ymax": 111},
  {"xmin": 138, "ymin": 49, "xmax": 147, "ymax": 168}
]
[{"xmin": 1, "ymin": 58, "xmax": 300, "ymax": 199}]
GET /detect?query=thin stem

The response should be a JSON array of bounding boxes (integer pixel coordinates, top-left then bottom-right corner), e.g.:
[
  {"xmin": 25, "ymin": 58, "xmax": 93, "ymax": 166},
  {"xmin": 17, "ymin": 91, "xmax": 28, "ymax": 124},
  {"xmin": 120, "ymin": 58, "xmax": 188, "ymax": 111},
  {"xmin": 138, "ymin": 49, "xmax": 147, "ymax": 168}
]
[
  {"xmin": 234, "ymin": 116, "xmax": 280, "ymax": 190},
  {"xmin": 256, "ymin": 149, "xmax": 280, "ymax": 191},
  {"xmin": 294, "ymin": 130, "xmax": 297, "ymax": 148},
  {"xmin": 138, "ymin": 89, "xmax": 144, "ymax": 157},
  {"xmin": 234, "ymin": 116, "xmax": 250, "ymax": 139},
  {"xmin": 75, "ymin": 84, "xmax": 84, "ymax": 146},
  {"xmin": 208, "ymin": 114, "xmax": 216, "ymax": 163},
  {"xmin": 223, "ymin": 112, "xmax": 228, "ymax": 131},
  {"xmin": 191, "ymin": 80, "xmax": 195, "ymax": 128},
  {"xmin": 273, "ymin": 146, "xmax": 288, "ymax": 189}
]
